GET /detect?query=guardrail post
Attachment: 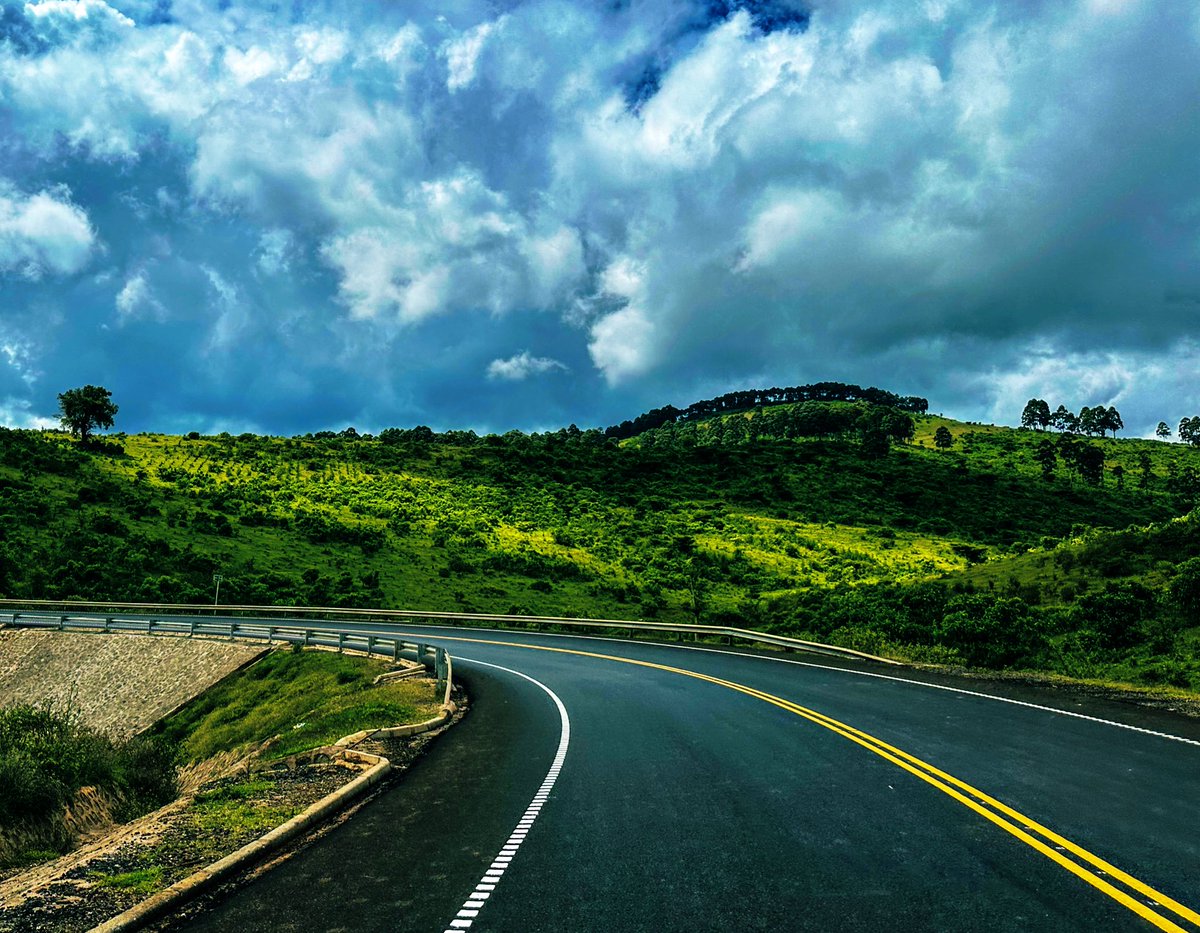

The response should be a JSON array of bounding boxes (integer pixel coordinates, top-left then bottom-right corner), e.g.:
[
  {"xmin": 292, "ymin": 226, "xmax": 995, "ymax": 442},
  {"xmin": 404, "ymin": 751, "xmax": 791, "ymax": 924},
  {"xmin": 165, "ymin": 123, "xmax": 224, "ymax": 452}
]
[
  {"xmin": 366, "ymin": 635, "xmax": 375, "ymax": 655},
  {"xmin": 337, "ymin": 632, "xmax": 344, "ymax": 653},
  {"xmin": 267, "ymin": 626, "xmax": 274, "ymax": 645},
  {"xmin": 304, "ymin": 630, "xmax": 311, "ymax": 647},
  {"xmin": 147, "ymin": 620, "xmax": 154, "ymax": 635},
  {"xmin": 392, "ymin": 640, "xmax": 400, "ymax": 662},
  {"xmin": 58, "ymin": 615, "xmax": 66, "ymax": 631},
  {"xmin": 188, "ymin": 620, "xmax": 195, "ymax": 637},
  {"xmin": 418, "ymin": 643, "xmax": 428, "ymax": 664},
  {"xmin": 104, "ymin": 617, "xmax": 112, "ymax": 632},
  {"xmin": 435, "ymin": 647, "xmax": 447, "ymax": 694},
  {"xmin": 228, "ymin": 623, "xmax": 235, "ymax": 641}
]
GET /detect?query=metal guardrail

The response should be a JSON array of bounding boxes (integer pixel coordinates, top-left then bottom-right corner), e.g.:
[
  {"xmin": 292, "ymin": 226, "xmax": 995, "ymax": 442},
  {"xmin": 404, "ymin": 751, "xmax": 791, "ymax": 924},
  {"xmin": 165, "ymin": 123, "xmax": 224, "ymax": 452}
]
[
  {"xmin": 2, "ymin": 612, "xmax": 455, "ymax": 700},
  {"xmin": 0, "ymin": 598, "xmax": 900, "ymax": 666}
]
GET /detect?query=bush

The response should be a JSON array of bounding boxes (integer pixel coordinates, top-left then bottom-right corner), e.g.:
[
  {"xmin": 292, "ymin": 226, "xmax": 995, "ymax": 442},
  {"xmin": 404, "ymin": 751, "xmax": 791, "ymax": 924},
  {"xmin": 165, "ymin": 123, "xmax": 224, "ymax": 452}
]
[
  {"xmin": 937, "ymin": 595, "xmax": 1046, "ymax": 668},
  {"xmin": 1074, "ymin": 582, "xmax": 1157, "ymax": 650},
  {"xmin": 0, "ymin": 703, "xmax": 177, "ymax": 827}
]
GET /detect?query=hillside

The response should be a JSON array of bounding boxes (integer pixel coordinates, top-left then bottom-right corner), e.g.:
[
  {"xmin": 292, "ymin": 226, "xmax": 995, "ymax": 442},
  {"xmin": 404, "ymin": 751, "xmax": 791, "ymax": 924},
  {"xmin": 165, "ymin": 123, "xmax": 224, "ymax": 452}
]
[{"xmin": 1, "ymin": 396, "xmax": 1197, "ymax": 690}]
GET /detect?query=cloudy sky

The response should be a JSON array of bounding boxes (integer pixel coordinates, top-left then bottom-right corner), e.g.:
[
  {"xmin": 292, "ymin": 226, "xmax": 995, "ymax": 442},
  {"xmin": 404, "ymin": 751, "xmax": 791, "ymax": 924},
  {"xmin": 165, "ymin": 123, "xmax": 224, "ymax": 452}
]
[{"xmin": 1, "ymin": 0, "xmax": 1197, "ymax": 436}]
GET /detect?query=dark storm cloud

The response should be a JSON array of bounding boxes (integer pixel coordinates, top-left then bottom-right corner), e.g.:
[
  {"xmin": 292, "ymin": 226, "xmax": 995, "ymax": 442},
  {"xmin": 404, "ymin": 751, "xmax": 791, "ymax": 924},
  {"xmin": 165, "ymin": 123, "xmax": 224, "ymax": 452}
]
[{"xmin": 0, "ymin": 0, "xmax": 1197, "ymax": 436}]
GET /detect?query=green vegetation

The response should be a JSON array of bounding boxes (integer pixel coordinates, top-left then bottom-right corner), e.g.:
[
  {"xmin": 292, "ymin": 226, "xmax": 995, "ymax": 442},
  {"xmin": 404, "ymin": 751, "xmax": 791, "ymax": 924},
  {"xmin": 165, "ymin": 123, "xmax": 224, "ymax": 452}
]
[
  {"xmin": 189, "ymin": 779, "xmax": 301, "ymax": 836},
  {"xmin": 57, "ymin": 384, "xmax": 118, "ymax": 444},
  {"xmin": 1, "ymin": 651, "xmax": 442, "ymax": 874},
  {"xmin": 0, "ymin": 703, "xmax": 176, "ymax": 866},
  {"xmin": 89, "ymin": 865, "xmax": 164, "ymax": 895},
  {"xmin": 2, "ymin": 384, "xmax": 1199, "ymax": 693},
  {"xmin": 149, "ymin": 649, "xmax": 443, "ymax": 762}
]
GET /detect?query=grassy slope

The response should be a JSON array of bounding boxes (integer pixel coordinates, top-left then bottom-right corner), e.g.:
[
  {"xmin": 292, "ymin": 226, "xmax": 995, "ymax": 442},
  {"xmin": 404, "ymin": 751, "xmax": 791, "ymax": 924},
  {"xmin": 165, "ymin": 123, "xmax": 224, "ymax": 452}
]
[
  {"xmin": 150, "ymin": 648, "xmax": 444, "ymax": 762},
  {"xmin": 1, "ymin": 407, "xmax": 1197, "ymax": 688}
]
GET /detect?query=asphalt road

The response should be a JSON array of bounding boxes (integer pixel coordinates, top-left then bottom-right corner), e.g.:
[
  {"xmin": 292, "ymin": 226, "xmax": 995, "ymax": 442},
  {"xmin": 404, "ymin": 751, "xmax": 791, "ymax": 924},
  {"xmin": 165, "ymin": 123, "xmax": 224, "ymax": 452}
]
[{"xmin": 163, "ymin": 624, "xmax": 1200, "ymax": 933}]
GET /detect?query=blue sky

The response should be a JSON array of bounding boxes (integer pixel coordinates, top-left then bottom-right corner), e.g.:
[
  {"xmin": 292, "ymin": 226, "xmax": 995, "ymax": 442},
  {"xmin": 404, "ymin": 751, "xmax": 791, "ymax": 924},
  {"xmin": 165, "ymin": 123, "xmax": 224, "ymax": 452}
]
[{"xmin": 1, "ymin": 0, "xmax": 1198, "ymax": 436}]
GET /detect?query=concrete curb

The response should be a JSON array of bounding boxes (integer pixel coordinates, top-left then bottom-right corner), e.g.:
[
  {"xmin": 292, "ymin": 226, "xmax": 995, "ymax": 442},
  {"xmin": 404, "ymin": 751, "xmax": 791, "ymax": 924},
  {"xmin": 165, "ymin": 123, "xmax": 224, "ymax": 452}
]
[
  {"xmin": 90, "ymin": 749, "xmax": 392, "ymax": 933},
  {"xmin": 333, "ymin": 702, "xmax": 456, "ymax": 748},
  {"xmin": 88, "ymin": 694, "xmax": 459, "ymax": 932}
]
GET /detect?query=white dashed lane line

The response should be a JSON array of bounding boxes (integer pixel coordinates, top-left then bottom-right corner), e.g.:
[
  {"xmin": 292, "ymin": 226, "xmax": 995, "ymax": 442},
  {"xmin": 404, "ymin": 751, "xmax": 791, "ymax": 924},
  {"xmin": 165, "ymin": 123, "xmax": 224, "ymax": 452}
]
[{"xmin": 442, "ymin": 657, "xmax": 571, "ymax": 933}]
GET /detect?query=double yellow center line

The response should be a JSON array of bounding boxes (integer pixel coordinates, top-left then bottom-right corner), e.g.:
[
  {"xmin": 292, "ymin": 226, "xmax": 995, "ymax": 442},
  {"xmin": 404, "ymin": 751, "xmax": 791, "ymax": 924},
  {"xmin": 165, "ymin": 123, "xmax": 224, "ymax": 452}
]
[{"xmin": 437, "ymin": 634, "xmax": 1199, "ymax": 932}]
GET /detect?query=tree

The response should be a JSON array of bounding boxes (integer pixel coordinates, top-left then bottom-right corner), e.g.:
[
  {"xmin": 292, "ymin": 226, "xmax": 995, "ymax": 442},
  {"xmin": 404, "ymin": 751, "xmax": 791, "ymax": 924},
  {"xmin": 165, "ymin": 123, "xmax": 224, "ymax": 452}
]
[
  {"xmin": 934, "ymin": 426, "xmax": 953, "ymax": 450},
  {"xmin": 1111, "ymin": 464, "xmax": 1125, "ymax": 489},
  {"xmin": 1179, "ymin": 417, "xmax": 1200, "ymax": 448},
  {"xmin": 1168, "ymin": 558, "xmax": 1200, "ymax": 622},
  {"xmin": 1137, "ymin": 450, "xmax": 1152, "ymax": 488},
  {"xmin": 1156, "ymin": 421, "xmax": 1171, "ymax": 440},
  {"xmin": 1034, "ymin": 439, "xmax": 1057, "ymax": 481},
  {"xmin": 1078, "ymin": 406, "xmax": 1105, "ymax": 437},
  {"xmin": 57, "ymin": 385, "xmax": 118, "ymax": 443},
  {"xmin": 1101, "ymin": 406, "xmax": 1123, "ymax": 438},
  {"xmin": 1076, "ymin": 445, "xmax": 1105, "ymax": 485},
  {"xmin": 1020, "ymin": 398, "xmax": 1051, "ymax": 431},
  {"xmin": 1050, "ymin": 405, "xmax": 1074, "ymax": 432}
]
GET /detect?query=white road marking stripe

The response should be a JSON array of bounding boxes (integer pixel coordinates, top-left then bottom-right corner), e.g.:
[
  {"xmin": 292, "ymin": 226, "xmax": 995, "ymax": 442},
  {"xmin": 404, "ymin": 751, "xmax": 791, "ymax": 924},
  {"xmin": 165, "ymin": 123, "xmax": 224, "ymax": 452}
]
[
  {"xmin": 441, "ymin": 658, "xmax": 571, "ymax": 933},
  {"xmin": 397, "ymin": 625, "xmax": 1199, "ymax": 747}
]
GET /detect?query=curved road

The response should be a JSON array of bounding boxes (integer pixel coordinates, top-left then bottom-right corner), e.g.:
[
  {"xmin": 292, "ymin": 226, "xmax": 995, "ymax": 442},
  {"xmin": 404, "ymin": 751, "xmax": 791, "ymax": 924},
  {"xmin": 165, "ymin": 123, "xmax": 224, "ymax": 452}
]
[{"xmin": 164, "ymin": 623, "xmax": 1200, "ymax": 933}]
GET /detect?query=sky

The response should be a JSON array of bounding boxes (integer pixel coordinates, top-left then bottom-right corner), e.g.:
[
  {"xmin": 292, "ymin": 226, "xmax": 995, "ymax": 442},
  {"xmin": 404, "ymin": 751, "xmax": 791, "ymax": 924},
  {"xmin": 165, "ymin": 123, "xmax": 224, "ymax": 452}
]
[{"xmin": 0, "ymin": 0, "xmax": 1198, "ymax": 437}]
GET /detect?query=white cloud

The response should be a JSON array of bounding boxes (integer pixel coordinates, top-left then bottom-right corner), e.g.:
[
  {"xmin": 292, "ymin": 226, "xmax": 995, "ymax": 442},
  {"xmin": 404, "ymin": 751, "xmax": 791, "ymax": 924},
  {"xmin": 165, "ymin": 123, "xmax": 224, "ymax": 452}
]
[
  {"xmin": 0, "ymin": 0, "xmax": 1196, "ymax": 426},
  {"xmin": 224, "ymin": 45, "xmax": 281, "ymax": 85},
  {"xmin": 255, "ymin": 228, "xmax": 294, "ymax": 275},
  {"xmin": 115, "ymin": 269, "xmax": 166, "ymax": 322},
  {"xmin": 0, "ymin": 183, "xmax": 95, "ymax": 277},
  {"xmin": 0, "ymin": 396, "xmax": 57, "ymax": 429},
  {"xmin": 486, "ymin": 351, "xmax": 568, "ymax": 381},
  {"xmin": 23, "ymin": 0, "xmax": 134, "ymax": 37},
  {"xmin": 588, "ymin": 304, "xmax": 656, "ymax": 384},
  {"xmin": 0, "ymin": 335, "xmax": 40, "ymax": 387},
  {"xmin": 319, "ymin": 170, "xmax": 583, "ymax": 322},
  {"xmin": 202, "ymin": 265, "xmax": 249, "ymax": 350},
  {"xmin": 444, "ymin": 19, "xmax": 499, "ymax": 91}
]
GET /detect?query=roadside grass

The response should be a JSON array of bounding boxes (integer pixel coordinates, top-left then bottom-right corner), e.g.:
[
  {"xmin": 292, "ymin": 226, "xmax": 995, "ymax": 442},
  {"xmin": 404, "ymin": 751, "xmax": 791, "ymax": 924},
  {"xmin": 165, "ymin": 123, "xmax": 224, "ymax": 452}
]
[
  {"xmin": 149, "ymin": 649, "xmax": 443, "ymax": 763},
  {"xmin": 89, "ymin": 866, "xmax": 164, "ymax": 895},
  {"xmin": 190, "ymin": 781, "xmax": 300, "ymax": 836}
]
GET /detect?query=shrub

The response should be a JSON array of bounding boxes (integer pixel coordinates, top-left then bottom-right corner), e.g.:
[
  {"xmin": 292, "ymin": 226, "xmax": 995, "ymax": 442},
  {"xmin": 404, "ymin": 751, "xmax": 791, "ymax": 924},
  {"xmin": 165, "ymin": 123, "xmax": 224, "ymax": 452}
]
[{"xmin": 0, "ymin": 703, "xmax": 177, "ymax": 828}]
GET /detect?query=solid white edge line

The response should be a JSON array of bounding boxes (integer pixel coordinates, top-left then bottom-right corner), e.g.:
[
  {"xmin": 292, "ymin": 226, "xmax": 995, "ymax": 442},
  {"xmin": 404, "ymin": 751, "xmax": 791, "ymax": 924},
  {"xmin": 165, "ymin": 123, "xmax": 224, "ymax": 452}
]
[
  {"xmin": 394, "ymin": 625, "xmax": 1200, "ymax": 748},
  {"xmin": 440, "ymin": 656, "xmax": 571, "ymax": 933}
]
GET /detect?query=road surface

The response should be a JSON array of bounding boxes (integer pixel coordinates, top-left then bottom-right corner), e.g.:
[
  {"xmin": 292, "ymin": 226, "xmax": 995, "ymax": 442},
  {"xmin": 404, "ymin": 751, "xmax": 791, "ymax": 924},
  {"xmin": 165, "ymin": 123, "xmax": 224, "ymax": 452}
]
[{"xmin": 156, "ymin": 623, "xmax": 1200, "ymax": 932}]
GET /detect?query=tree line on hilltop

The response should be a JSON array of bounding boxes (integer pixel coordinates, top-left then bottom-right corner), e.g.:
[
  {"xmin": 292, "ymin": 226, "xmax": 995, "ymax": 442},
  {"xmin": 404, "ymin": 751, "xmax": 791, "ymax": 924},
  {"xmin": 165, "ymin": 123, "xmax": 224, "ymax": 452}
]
[
  {"xmin": 1021, "ymin": 397, "xmax": 1200, "ymax": 448},
  {"xmin": 1020, "ymin": 399, "xmax": 1124, "ymax": 437},
  {"xmin": 606, "ymin": 382, "xmax": 929, "ymax": 440}
]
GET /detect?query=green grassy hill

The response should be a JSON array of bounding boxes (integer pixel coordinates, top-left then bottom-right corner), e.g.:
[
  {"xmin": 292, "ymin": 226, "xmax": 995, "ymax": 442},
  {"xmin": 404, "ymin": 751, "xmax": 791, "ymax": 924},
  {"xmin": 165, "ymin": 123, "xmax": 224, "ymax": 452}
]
[{"xmin": 2, "ymin": 397, "xmax": 1198, "ymax": 690}]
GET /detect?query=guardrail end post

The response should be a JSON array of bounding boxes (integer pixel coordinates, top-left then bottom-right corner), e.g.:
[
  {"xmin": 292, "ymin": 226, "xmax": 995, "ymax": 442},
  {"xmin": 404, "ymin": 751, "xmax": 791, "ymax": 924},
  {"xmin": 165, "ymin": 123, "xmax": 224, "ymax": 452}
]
[{"xmin": 435, "ymin": 647, "xmax": 447, "ymax": 694}]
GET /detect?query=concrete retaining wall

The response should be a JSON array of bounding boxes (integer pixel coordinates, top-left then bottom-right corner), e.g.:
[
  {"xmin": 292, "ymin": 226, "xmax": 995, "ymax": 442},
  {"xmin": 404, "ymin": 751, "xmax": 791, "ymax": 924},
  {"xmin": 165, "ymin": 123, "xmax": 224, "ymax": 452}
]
[{"xmin": 0, "ymin": 630, "xmax": 264, "ymax": 738}]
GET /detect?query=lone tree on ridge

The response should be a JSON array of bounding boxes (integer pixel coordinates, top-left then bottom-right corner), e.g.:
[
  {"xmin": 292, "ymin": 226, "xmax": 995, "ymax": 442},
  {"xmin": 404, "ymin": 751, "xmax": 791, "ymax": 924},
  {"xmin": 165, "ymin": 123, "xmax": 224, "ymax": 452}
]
[{"xmin": 57, "ymin": 385, "xmax": 118, "ymax": 443}]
